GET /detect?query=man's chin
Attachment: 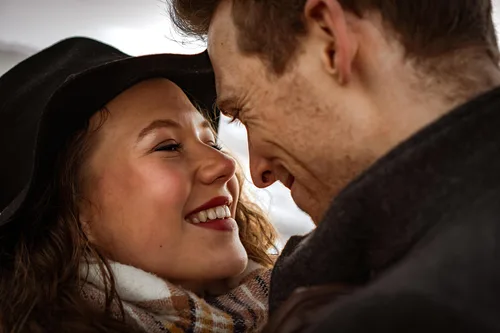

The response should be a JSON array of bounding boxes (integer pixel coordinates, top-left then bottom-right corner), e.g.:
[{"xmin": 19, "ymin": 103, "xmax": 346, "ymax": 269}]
[{"xmin": 290, "ymin": 185, "xmax": 326, "ymax": 225}]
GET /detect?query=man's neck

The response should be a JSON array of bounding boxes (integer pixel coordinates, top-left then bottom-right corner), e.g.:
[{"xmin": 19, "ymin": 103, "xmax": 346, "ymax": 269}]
[
  {"xmin": 270, "ymin": 86, "xmax": 500, "ymax": 314},
  {"xmin": 372, "ymin": 58, "xmax": 500, "ymax": 160}
]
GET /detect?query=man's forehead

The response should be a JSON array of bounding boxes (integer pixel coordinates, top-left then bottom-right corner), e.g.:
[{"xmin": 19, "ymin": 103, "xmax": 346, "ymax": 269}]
[
  {"xmin": 216, "ymin": 85, "xmax": 241, "ymax": 110},
  {"xmin": 207, "ymin": 5, "xmax": 239, "ymax": 93},
  {"xmin": 207, "ymin": 0, "xmax": 236, "ymax": 54}
]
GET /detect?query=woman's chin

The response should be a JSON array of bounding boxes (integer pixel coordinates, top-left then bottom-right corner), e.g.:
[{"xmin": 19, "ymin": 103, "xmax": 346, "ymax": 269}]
[
  {"xmin": 229, "ymin": 254, "xmax": 249, "ymax": 276},
  {"xmin": 206, "ymin": 240, "xmax": 249, "ymax": 278},
  {"xmin": 177, "ymin": 255, "xmax": 248, "ymax": 295},
  {"xmin": 210, "ymin": 252, "xmax": 249, "ymax": 280}
]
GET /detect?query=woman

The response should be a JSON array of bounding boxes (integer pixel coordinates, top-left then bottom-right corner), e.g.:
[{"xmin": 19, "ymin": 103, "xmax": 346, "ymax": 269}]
[{"xmin": 0, "ymin": 37, "xmax": 277, "ymax": 332}]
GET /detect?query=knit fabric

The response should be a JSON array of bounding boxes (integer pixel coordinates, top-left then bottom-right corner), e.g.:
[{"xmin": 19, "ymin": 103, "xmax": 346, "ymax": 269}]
[{"xmin": 81, "ymin": 262, "xmax": 271, "ymax": 332}]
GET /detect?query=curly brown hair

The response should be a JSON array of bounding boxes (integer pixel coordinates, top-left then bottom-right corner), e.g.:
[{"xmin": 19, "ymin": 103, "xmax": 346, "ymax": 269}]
[{"xmin": 0, "ymin": 107, "xmax": 277, "ymax": 332}]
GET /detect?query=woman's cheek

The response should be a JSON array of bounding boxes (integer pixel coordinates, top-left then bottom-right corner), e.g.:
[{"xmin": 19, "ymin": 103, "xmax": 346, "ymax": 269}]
[{"xmin": 144, "ymin": 164, "xmax": 190, "ymax": 208}]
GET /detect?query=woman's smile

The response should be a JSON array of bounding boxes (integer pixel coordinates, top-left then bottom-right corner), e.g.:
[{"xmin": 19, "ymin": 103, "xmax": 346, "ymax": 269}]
[{"xmin": 185, "ymin": 195, "xmax": 237, "ymax": 231}]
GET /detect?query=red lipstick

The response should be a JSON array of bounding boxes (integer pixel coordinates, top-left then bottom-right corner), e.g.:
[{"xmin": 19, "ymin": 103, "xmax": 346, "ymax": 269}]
[
  {"xmin": 186, "ymin": 196, "xmax": 232, "ymax": 218},
  {"xmin": 185, "ymin": 196, "xmax": 236, "ymax": 232},
  {"xmin": 196, "ymin": 219, "xmax": 236, "ymax": 231}
]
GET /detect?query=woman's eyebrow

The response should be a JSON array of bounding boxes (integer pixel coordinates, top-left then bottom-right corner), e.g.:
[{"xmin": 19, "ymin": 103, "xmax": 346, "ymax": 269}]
[
  {"xmin": 137, "ymin": 119, "xmax": 180, "ymax": 142},
  {"xmin": 200, "ymin": 120, "xmax": 212, "ymax": 129}
]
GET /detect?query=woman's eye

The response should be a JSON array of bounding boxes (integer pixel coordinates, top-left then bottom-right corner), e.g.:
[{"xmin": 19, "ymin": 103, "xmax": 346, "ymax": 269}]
[
  {"xmin": 154, "ymin": 143, "xmax": 182, "ymax": 152},
  {"xmin": 206, "ymin": 140, "xmax": 223, "ymax": 151},
  {"xmin": 154, "ymin": 141, "xmax": 222, "ymax": 153}
]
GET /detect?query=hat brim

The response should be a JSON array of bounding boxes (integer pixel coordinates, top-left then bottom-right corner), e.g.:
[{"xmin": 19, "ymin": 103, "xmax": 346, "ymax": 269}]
[
  {"xmin": 49, "ymin": 51, "xmax": 218, "ymax": 130},
  {"xmin": 0, "ymin": 51, "xmax": 218, "ymax": 226}
]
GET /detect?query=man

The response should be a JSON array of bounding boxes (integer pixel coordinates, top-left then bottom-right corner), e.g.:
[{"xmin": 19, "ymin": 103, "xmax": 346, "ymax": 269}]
[{"xmin": 170, "ymin": 0, "xmax": 500, "ymax": 331}]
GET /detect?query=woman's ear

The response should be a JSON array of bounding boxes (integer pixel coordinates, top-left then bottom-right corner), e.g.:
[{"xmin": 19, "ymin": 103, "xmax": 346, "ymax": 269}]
[
  {"xmin": 80, "ymin": 220, "xmax": 96, "ymax": 243},
  {"xmin": 304, "ymin": 0, "xmax": 358, "ymax": 85},
  {"xmin": 80, "ymin": 221, "xmax": 95, "ymax": 242},
  {"xmin": 79, "ymin": 200, "xmax": 96, "ymax": 242}
]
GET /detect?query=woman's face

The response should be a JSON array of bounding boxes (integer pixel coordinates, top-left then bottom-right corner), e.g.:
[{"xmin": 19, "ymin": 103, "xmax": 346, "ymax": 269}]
[{"xmin": 80, "ymin": 78, "xmax": 247, "ymax": 287}]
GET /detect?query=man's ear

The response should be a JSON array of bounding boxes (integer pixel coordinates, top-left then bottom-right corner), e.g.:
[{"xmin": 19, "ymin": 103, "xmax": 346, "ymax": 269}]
[{"xmin": 304, "ymin": 0, "xmax": 358, "ymax": 85}]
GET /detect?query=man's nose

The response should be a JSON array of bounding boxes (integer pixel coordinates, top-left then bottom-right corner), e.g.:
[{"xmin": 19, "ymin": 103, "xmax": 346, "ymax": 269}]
[
  {"xmin": 198, "ymin": 148, "xmax": 236, "ymax": 185},
  {"xmin": 249, "ymin": 149, "xmax": 276, "ymax": 188}
]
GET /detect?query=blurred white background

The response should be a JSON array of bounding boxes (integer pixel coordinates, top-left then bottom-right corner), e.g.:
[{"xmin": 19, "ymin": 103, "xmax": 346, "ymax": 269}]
[{"xmin": 2, "ymin": 0, "xmax": 500, "ymax": 243}]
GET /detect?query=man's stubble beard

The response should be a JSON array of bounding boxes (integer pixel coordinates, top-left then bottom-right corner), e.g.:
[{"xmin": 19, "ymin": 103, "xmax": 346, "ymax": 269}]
[{"xmin": 299, "ymin": 151, "xmax": 376, "ymax": 225}]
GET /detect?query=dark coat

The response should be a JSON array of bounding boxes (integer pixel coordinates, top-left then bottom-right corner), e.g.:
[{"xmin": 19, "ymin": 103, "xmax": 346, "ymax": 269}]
[{"xmin": 265, "ymin": 87, "xmax": 500, "ymax": 332}]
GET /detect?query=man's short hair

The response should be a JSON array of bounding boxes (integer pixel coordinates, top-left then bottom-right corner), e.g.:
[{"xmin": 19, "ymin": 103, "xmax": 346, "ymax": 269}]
[{"xmin": 170, "ymin": 0, "xmax": 499, "ymax": 75}]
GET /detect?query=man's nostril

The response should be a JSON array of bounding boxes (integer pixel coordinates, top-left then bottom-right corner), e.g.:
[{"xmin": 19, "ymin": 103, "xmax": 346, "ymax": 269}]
[{"xmin": 262, "ymin": 170, "xmax": 272, "ymax": 184}]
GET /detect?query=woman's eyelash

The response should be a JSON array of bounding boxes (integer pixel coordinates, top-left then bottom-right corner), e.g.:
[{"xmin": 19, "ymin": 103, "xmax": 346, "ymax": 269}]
[
  {"xmin": 154, "ymin": 142, "xmax": 223, "ymax": 152},
  {"xmin": 155, "ymin": 143, "xmax": 182, "ymax": 152},
  {"xmin": 211, "ymin": 143, "xmax": 223, "ymax": 151}
]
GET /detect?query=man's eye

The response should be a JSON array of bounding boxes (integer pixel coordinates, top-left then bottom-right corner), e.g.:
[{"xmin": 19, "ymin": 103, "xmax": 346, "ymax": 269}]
[
  {"xmin": 154, "ymin": 143, "xmax": 182, "ymax": 152},
  {"xmin": 228, "ymin": 108, "xmax": 242, "ymax": 124}
]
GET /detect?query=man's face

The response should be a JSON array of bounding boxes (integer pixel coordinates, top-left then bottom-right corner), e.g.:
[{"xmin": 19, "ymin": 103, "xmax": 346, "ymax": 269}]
[{"xmin": 208, "ymin": 1, "xmax": 382, "ymax": 223}]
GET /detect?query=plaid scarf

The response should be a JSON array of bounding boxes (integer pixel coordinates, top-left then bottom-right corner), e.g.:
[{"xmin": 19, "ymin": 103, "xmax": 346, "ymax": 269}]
[{"xmin": 80, "ymin": 261, "xmax": 271, "ymax": 332}]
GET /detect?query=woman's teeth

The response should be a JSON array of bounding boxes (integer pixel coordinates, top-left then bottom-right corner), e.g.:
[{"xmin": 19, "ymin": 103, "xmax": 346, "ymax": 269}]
[{"xmin": 188, "ymin": 205, "xmax": 232, "ymax": 224}]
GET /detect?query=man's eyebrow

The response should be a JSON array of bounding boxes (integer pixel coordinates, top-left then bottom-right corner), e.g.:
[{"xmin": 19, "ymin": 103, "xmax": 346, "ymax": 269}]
[
  {"xmin": 137, "ymin": 119, "xmax": 180, "ymax": 141},
  {"xmin": 216, "ymin": 95, "xmax": 239, "ymax": 112}
]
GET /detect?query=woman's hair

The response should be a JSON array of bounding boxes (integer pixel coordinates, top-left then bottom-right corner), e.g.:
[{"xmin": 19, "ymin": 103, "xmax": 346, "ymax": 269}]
[{"xmin": 0, "ymin": 108, "xmax": 277, "ymax": 332}]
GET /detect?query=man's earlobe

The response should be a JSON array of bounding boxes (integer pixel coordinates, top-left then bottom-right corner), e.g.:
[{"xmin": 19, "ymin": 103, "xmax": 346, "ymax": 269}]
[{"xmin": 304, "ymin": 0, "xmax": 357, "ymax": 85}]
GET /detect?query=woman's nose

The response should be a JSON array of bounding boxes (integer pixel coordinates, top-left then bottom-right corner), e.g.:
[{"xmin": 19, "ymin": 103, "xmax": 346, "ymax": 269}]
[{"xmin": 197, "ymin": 148, "xmax": 236, "ymax": 185}]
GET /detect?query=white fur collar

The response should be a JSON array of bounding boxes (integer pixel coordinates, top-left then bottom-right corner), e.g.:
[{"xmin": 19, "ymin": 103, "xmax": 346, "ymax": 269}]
[
  {"xmin": 80, "ymin": 260, "xmax": 263, "ymax": 303},
  {"xmin": 81, "ymin": 262, "xmax": 173, "ymax": 302}
]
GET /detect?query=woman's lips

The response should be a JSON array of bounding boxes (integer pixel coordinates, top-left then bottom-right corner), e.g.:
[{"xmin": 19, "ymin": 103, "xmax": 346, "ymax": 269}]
[
  {"xmin": 187, "ymin": 204, "xmax": 231, "ymax": 223},
  {"xmin": 185, "ymin": 196, "xmax": 236, "ymax": 232},
  {"xmin": 192, "ymin": 218, "xmax": 236, "ymax": 232},
  {"xmin": 186, "ymin": 196, "xmax": 232, "ymax": 217}
]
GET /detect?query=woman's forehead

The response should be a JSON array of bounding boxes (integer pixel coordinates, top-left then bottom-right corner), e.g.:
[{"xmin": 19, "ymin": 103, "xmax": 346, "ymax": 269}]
[
  {"xmin": 101, "ymin": 79, "xmax": 198, "ymax": 123},
  {"xmin": 86, "ymin": 79, "xmax": 212, "ymax": 145},
  {"xmin": 91, "ymin": 106, "xmax": 212, "ymax": 146},
  {"xmin": 107, "ymin": 78, "xmax": 194, "ymax": 115}
]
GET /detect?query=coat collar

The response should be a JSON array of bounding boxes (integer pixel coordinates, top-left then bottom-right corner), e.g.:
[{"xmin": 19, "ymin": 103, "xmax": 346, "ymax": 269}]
[{"xmin": 270, "ymin": 86, "xmax": 500, "ymax": 313}]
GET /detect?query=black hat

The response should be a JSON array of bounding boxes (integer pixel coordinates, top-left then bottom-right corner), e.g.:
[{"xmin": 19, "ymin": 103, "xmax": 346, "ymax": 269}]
[{"xmin": 0, "ymin": 37, "xmax": 218, "ymax": 227}]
